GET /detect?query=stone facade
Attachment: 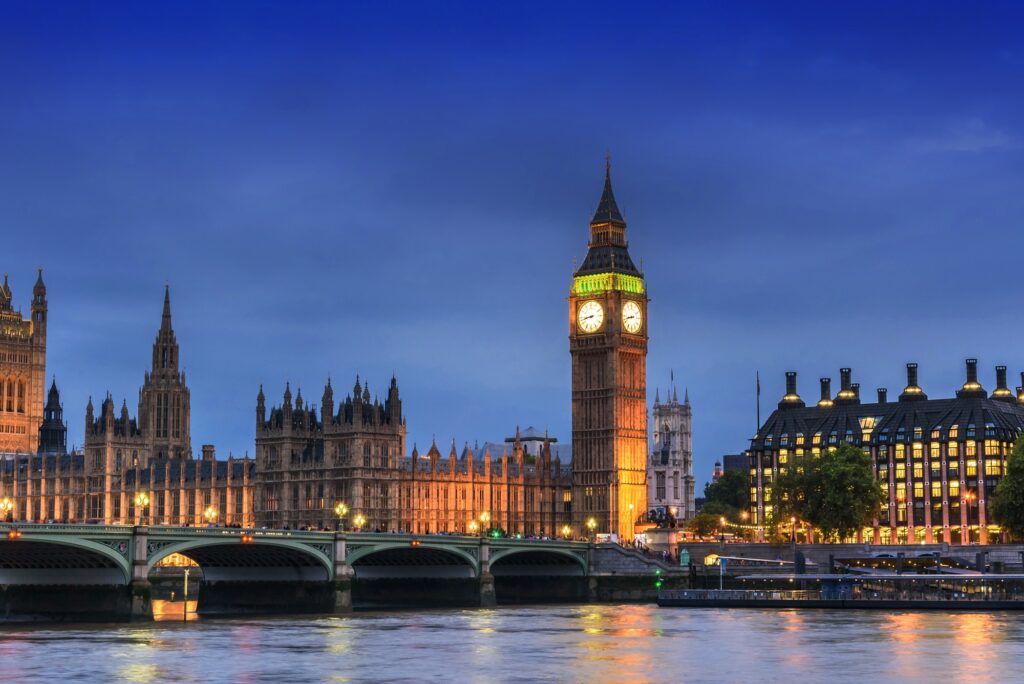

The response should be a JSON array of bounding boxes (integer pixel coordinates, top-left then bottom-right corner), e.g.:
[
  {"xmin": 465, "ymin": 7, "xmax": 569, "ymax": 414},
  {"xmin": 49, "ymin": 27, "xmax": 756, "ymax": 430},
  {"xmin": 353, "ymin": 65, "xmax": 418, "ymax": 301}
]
[
  {"xmin": 0, "ymin": 287, "xmax": 254, "ymax": 526},
  {"xmin": 254, "ymin": 381, "xmax": 573, "ymax": 534},
  {"xmin": 648, "ymin": 383, "xmax": 695, "ymax": 520},
  {"xmin": 0, "ymin": 269, "xmax": 47, "ymax": 454}
]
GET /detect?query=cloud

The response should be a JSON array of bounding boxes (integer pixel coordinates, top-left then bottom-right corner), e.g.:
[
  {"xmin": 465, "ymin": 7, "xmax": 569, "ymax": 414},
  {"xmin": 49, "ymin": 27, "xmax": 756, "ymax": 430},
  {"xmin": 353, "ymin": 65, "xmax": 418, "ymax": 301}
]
[{"xmin": 908, "ymin": 118, "xmax": 1022, "ymax": 153}]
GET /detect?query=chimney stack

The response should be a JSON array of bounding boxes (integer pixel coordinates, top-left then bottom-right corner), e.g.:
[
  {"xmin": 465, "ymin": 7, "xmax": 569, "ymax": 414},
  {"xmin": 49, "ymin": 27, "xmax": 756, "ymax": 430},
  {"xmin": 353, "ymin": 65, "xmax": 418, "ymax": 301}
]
[
  {"xmin": 851, "ymin": 383, "xmax": 860, "ymax": 401},
  {"xmin": 992, "ymin": 365, "xmax": 1014, "ymax": 401},
  {"xmin": 817, "ymin": 377, "xmax": 833, "ymax": 407},
  {"xmin": 957, "ymin": 358, "xmax": 986, "ymax": 398},
  {"xmin": 877, "ymin": 388, "xmax": 888, "ymax": 404},
  {"xmin": 900, "ymin": 362, "xmax": 927, "ymax": 402},
  {"xmin": 778, "ymin": 371, "xmax": 805, "ymax": 409},
  {"xmin": 835, "ymin": 368, "xmax": 858, "ymax": 404}
]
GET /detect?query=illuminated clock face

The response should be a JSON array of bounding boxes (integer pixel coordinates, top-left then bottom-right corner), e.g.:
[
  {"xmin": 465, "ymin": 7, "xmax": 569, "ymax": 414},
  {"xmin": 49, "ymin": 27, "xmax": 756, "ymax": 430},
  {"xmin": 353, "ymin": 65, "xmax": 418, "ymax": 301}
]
[
  {"xmin": 577, "ymin": 300, "xmax": 604, "ymax": 333},
  {"xmin": 622, "ymin": 300, "xmax": 643, "ymax": 334}
]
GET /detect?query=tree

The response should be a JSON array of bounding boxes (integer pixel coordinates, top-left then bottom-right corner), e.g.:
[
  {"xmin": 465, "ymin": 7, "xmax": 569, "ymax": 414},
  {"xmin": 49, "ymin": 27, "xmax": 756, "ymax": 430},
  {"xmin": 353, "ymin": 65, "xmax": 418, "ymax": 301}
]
[
  {"xmin": 767, "ymin": 443, "xmax": 884, "ymax": 541},
  {"xmin": 991, "ymin": 437, "xmax": 1024, "ymax": 539},
  {"xmin": 704, "ymin": 468, "xmax": 749, "ymax": 511},
  {"xmin": 686, "ymin": 511, "xmax": 723, "ymax": 538}
]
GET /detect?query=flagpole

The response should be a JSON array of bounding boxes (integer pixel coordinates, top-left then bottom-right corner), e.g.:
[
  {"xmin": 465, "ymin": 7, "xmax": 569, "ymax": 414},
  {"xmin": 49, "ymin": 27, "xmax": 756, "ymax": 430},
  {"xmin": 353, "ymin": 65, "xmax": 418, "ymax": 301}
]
[{"xmin": 756, "ymin": 371, "xmax": 761, "ymax": 435}]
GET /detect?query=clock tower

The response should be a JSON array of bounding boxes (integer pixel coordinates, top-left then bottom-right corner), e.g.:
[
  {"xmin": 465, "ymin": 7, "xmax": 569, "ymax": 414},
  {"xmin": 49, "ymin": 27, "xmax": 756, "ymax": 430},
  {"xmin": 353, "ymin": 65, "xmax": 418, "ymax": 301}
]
[{"xmin": 569, "ymin": 161, "xmax": 648, "ymax": 540}]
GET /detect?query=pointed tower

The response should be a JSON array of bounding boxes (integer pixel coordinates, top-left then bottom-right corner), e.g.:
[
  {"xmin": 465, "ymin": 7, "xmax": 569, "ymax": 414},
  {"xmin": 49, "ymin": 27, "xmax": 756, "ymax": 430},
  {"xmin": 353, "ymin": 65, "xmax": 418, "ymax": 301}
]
[
  {"xmin": 0, "ymin": 269, "xmax": 48, "ymax": 453},
  {"xmin": 569, "ymin": 159, "xmax": 649, "ymax": 539},
  {"xmin": 139, "ymin": 285, "xmax": 192, "ymax": 460},
  {"xmin": 37, "ymin": 377, "xmax": 67, "ymax": 455}
]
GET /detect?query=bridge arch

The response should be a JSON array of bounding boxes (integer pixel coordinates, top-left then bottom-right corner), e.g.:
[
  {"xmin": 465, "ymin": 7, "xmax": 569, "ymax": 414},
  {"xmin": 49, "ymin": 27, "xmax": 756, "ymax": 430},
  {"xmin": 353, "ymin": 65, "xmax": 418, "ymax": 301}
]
[
  {"xmin": 348, "ymin": 542, "xmax": 479, "ymax": 579},
  {"xmin": 489, "ymin": 547, "xmax": 587, "ymax": 576},
  {"xmin": 0, "ymin": 536, "xmax": 131, "ymax": 585},
  {"xmin": 147, "ymin": 539, "xmax": 333, "ymax": 582}
]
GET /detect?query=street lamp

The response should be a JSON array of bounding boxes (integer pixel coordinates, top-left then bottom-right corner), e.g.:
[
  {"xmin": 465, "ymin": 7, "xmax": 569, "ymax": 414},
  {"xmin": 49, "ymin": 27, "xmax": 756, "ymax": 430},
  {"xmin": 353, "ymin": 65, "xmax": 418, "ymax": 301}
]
[
  {"xmin": 790, "ymin": 516, "xmax": 797, "ymax": 544},
  {"xmin": 134, "ymin": 492, "xmax": 150, "ymax": 526},
  {"xmin": 468, "ymin": 520, "xmax": 479, "ymax": 535},
  {"xmin": 334, "ymin": 501, "xmax": 349, "ymax": 531},
  {"xmin": 480, "ymin": 511, "xmax": 491, "ymax": 535},
  {"xmin": 561, "ymin": 524, "xmax": 572, "ymax": 539},
  {"xmin": 204, "ymin": 506, "xmax": 218, "ymax": 526},
  {"xmin": 586, "ymin": 517, "xmax": 597, "ymax": 541},
  {"xmin": 0, "ymin": 497, "xmax": 13, "ymax": 523},
  {"xmin": 964, "ymin": 490, "xmax": 977, "ymax": 544},
  {"xmin": 353, "ymin": 513, "xmax": 366, "ymax": 532}
]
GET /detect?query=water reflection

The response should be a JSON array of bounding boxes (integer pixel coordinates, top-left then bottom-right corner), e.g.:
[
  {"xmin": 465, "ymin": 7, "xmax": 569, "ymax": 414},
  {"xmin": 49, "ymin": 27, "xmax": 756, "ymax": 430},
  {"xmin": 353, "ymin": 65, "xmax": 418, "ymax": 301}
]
[{"xmin": 2, "ymin": 606, "xmax": 1023, "ymax": 682}]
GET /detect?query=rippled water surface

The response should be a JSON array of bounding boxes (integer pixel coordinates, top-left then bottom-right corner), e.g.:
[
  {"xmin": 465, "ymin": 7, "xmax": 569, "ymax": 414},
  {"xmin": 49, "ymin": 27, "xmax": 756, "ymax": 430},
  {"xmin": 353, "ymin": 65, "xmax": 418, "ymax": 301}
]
[{"xmin": 1, "ymin": 605, "xmax": 1021, "ymax": 682}]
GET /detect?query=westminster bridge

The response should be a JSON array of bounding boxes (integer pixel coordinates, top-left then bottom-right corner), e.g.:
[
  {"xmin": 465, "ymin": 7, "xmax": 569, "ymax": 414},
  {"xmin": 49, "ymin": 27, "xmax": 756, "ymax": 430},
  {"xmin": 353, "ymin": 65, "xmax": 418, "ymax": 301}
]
[{"xmin": 0, "ymin": 523, "xmax": 682, "ymax": 621}]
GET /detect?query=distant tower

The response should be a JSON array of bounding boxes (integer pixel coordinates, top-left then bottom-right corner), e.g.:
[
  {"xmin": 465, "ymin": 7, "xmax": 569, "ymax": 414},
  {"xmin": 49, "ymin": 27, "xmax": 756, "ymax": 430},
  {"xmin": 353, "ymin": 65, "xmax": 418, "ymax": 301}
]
[
  {"xmin": 37, "ymin": 378, "xmax": 67, "ymax": 455},
  {"xmin": 569, "ymin": 160, "xmax": 649, "ymax": 539},
  {"xmin": 648, "ymin": 381, "xmax": 695, "ymax": 520},
  {"xmin": 0, "ymin": 269, "xmax": 47, "ymax": 453},
  {"xmin": 138, "ymin": 286, "xmax": 191, "ymax": 460}
]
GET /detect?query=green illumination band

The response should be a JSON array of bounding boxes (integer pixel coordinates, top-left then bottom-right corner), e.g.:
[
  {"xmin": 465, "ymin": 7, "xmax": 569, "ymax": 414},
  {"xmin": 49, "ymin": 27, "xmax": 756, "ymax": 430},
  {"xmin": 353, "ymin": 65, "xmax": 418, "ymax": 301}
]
[{"xmin": 572, "ymin": 273, "xmax": 645, "ymax": 296}]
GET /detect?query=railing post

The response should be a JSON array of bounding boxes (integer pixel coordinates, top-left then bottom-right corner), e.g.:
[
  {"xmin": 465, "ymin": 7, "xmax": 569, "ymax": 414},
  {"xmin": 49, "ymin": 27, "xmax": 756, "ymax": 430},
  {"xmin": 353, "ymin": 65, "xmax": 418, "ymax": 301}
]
[
  {"xmin": 332, "ymin": 533, "xmax": 353, "ymax": 612},
  {"xmin": 479, "ymin": 537, "xmax": 496, "ymax": 607},
  {"xmin": 130, "ymin": 526, "xmax": 152, "ymax": 621}
]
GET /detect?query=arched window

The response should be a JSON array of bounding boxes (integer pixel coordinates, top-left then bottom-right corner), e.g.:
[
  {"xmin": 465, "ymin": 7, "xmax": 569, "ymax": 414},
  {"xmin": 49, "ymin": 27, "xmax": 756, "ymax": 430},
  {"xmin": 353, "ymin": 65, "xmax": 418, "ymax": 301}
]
[{"xmin": 16, "ymin": 381, "xmax": 24, "ymax": 413}]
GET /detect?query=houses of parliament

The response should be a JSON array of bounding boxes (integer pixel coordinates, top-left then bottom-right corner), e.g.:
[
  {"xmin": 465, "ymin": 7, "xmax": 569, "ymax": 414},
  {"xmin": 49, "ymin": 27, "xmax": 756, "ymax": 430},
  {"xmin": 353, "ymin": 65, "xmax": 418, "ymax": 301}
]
[{"xmin": 0, "ymin": 167, "xmax": 663, "ymax": 538}]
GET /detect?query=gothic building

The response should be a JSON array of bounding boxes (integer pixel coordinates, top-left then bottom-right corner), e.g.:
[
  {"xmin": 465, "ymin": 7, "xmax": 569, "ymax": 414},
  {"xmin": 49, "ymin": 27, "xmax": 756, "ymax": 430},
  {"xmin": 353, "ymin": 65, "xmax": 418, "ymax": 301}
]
[
  {"xmin": 750, "ymin": 361, "xmax": 1024, "ymax": 545},
  {"xmin": 648, "ymin": 382, "xmax": 695, "ymax": 521},
  {"xmin": 0, "ymin": 269, "xmax": 47, "ymax": 454},
  {"xmin": 254, "ymin": 381, "xmax": 573, "ymax": 534},
  {"xmin": 0, "ymin": 287, "xmax": 253, "ymax": 525},
  {"xmin": 569, "ymin": 161, "xmax": 649, "ymax": 539}
]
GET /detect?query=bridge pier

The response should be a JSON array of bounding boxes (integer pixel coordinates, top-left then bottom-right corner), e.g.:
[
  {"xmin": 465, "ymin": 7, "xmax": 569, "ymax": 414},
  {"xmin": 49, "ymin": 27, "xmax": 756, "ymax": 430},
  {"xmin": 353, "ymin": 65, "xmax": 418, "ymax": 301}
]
[
  {"xmin": 479, "ymin": 538, "xmax": 496, "ymax": 607},
  {"xmin": 332, "ymin": 534, "xmax": 353, "ymax": 613},
  {"xmin": 129, "ymin": 526, "xmax": 153, "ymax": 621}
]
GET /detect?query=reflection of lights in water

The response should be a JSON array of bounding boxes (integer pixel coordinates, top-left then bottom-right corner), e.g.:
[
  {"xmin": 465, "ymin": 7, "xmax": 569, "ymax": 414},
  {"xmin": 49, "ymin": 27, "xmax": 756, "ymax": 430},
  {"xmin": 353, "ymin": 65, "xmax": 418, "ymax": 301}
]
[
  {"xmin": 118, "ymin": 663, "xmax": 160, "ymax": 683},
  {"xmin": 151, "ymin": 599, "xmax": 199, "ymax": 621},
  {"xmin": 887, "ymin": 612, "xmax": 923, "ymax": 643},
  {"xmin": 954, "ymin": 613, "xmax": 996, "ymax": 645}
]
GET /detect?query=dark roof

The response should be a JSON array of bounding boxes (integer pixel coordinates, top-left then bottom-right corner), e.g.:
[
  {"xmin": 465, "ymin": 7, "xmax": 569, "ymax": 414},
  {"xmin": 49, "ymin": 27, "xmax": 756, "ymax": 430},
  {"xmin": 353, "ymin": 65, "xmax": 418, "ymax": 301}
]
[
  {"xmin": 753, "ymin": 395, "xmax": 1024, "ymax": 450},
  {"xmin": 591, "ymin": 164, "xmax": 626, "ymax": 227},
  {"xmin": 575, "ymin": 243, "xmax": 641, "ymax": 277}
]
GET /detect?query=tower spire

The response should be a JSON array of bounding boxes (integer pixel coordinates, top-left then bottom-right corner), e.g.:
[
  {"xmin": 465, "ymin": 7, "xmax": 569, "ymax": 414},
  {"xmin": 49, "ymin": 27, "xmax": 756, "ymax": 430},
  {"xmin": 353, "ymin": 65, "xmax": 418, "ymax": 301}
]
[
  {"xmin": 162, "ymin": 283, "xmax": 172, "ymax": 330},
  {"xmin": 591, "ymin": 153, "xmax": 626, "ymax": 228}
]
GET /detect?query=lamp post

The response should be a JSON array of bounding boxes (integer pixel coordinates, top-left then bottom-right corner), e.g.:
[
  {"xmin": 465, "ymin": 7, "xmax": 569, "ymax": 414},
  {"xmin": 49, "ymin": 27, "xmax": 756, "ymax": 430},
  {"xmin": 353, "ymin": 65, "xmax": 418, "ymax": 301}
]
[
  {"xmin": 561, "ymin": 524, "xmax": 572, "ymax": 540},
  {"xmin": 468, "ymin": 520, "xmax": 479, "ymax": 535},
  {"xmin": 586, "ymin": 517, "xmax": 597, "ymax": 542},
  {"xmin": 334, "ymin": 501, "xmax": 349, "ymax": 532},
  {"xmin": 134, "ymin": 492, "xmax": 150, "ymax": 526},
  {"xmin": 0, "ymin": 497, "xmax": 13, "ymax": 523},
  {"xmin": 353, "ymin": 513, "xmax": 366, "ymax": 532},
  {"xmin": 964, "ymin": 490, "xmax": 977, "ymax": 544},
  {"xmin": 480, "ymin": 511, "xmax": 491, "ymax": 536},
  {"xmin": 203, "ymin": 506, "xmax": 218, "ymax": 526},
  {"xmin": 790, "ymin": 516, "xmax": 797, "ymax": 544}
]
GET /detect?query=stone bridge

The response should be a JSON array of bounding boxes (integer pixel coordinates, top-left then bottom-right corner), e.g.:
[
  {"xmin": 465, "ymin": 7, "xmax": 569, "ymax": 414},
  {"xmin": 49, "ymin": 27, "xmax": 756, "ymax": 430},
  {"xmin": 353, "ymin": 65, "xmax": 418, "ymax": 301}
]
[{"xmin": 0, "ymin": 524, "xmax": 678, "ymax": 620}]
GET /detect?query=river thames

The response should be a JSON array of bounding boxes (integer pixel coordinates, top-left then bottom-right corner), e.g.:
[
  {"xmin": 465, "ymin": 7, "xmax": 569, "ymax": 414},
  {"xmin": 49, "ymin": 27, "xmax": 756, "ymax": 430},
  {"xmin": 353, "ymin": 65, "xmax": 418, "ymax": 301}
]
[{"xmin": 0, "ymin": 604, "xmax": 1018, "ymax": 682}]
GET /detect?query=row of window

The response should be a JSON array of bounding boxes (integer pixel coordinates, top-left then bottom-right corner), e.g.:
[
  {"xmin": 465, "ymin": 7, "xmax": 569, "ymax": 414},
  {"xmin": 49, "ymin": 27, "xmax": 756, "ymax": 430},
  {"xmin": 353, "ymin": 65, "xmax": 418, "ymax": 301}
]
[
  {"xmin": 765, "ymin": 423, "xmax": 1004, "ymax": 448},
  {"xmin": 1, "ymin": 378, "xmax": 26, "ymax": 413}
]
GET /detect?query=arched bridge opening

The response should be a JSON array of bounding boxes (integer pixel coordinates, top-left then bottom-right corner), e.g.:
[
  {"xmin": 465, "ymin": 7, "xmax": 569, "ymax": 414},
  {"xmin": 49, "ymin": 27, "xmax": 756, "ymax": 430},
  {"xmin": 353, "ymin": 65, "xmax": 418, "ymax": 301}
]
[
  {"xmin": 349, "ymin": 544, "xmax": 479, "ymax": 608},
  {"xmin": 147, "ymin": 540, "xmax": 333, "ymax": 616},
  {"xmin": 0, "ymin": 539, "xmax": 132, "ymax": 621},
  {"xmin": 490, "ymin": 549, "xmax": 588, "ymax": 604}
]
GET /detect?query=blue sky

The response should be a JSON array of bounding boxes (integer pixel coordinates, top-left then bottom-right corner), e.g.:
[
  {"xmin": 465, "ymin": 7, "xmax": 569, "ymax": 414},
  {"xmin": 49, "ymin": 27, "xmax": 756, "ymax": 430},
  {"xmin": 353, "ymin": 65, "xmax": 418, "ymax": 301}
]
[{"xmin": 3, "ymin": 2, "xmax": 1024, "ymax": 485}]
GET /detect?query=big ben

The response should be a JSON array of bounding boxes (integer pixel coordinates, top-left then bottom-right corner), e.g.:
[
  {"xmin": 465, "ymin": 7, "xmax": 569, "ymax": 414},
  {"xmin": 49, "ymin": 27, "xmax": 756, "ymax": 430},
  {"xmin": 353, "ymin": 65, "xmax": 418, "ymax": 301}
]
[{"xmin": 570, "ymin": 161, "xmax": 648, "ymax": 540}]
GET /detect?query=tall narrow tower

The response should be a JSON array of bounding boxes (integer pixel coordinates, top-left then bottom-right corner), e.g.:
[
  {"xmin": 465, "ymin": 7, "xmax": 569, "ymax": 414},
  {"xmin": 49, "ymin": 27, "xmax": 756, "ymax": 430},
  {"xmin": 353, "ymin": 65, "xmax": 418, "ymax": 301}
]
[
  {"xmin": 569, "ymin": 161, "xmax": 648, "ymax": 539},
  {"xmin": 138, "ymin": 286, "xmax": 191, "ymax": 461}
]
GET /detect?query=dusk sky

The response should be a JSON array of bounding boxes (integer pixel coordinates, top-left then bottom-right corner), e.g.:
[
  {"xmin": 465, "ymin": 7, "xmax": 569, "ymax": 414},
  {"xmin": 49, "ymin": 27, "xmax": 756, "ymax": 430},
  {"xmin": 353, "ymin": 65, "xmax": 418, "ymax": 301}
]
[{"xmin": 3, "ymin": 2, "xmax": 1024, "ymax": 484}]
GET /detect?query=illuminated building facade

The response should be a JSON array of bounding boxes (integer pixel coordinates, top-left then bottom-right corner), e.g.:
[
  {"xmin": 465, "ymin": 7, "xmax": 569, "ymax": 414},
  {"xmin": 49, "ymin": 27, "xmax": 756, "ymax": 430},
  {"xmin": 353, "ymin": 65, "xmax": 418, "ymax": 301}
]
[
  {"xmin": 0, "ymin": 269, "xmax": 47, "ymax": 454},
  {"xmin": 569, "ymin": 162, "xmax": 649, "ymax": 539},
  {"xmin": 648, "ymin": 382, "xmax": 695, "ymax": 520},
  {"xmin": 0, "ymin": 288, "xmax": 254, "ymax": 526},
  {"xmin": 255, "ymin": 382, "xmax": 573, "ymax": 534},
  {"xmin": 749, "ymin": 361, "xmax": 1024, "ymax": 545}
]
